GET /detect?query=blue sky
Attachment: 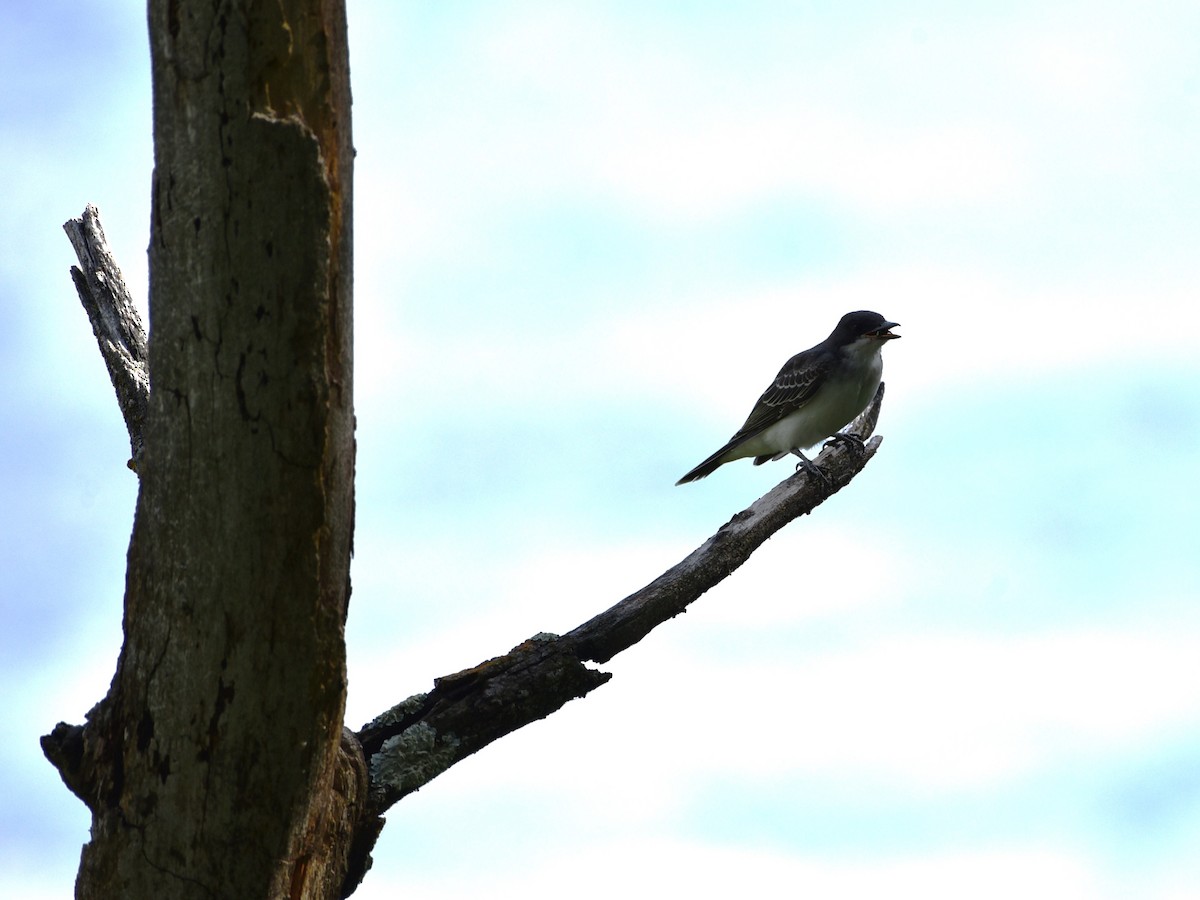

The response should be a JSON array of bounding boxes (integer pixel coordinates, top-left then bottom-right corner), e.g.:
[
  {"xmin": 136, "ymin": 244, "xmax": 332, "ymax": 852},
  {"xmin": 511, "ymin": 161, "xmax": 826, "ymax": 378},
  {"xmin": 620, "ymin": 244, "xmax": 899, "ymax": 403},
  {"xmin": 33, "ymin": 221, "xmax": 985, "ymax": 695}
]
[{"xmin": 4, "ymin": 1, "xmax": 1200, "ymax": 897}]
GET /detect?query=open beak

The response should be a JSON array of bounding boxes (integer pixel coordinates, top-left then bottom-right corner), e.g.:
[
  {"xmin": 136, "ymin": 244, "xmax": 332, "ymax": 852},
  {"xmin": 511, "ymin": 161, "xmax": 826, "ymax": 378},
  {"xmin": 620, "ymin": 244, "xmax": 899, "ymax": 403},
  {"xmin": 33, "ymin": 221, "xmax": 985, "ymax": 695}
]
[{"xmin": 872, "ymin": 322, "xmax": 900, "ymax": 340}]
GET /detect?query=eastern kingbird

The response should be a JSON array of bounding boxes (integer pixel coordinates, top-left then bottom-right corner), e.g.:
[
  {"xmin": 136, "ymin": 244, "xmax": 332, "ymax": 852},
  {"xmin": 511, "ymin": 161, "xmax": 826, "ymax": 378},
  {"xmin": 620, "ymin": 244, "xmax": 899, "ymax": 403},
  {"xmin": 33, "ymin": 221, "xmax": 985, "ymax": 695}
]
[{"xmin": 676, "ymin": 310, "xmax": 900, "ymax": 485}]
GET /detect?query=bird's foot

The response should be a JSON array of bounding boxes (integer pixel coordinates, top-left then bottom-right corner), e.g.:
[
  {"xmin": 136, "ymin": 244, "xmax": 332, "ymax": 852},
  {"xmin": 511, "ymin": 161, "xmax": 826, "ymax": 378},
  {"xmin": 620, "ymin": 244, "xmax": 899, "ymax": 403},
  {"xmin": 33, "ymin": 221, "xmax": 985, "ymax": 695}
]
[
  {"xmin": 791, "ymin": 450, "xmax": 831, "ymax": 485},
  {"xmin": 824, "ymin": 431, "xmax": 866, "ymax": 456}
]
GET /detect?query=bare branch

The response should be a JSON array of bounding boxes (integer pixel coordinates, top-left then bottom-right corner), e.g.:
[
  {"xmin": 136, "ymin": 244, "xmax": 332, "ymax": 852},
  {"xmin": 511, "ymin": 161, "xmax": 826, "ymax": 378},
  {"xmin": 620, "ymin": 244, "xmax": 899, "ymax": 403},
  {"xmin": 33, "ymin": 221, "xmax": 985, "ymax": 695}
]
[
  {"xmin": 357, "ymin": 384, "xmax": 888, "ymax": 815},
  {"xmin": 64, "ymin": 204, "xmax": 149, "ymax": 469},
  {"xmin": 359, "ymin": 634, "xmax": 612, "ymax": 814},
  {"xmin": 569, "ymin": 388, "xmax": 885, "ymax": 664}
]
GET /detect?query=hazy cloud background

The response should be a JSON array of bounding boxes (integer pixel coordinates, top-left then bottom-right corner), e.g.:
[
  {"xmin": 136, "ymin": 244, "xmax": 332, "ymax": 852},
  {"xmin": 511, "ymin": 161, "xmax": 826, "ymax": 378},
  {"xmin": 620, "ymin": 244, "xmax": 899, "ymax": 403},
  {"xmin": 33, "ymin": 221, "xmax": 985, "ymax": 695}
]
[{"xmin": 4, "ymin": 2, "xmax": 1199, "ymax": 897}]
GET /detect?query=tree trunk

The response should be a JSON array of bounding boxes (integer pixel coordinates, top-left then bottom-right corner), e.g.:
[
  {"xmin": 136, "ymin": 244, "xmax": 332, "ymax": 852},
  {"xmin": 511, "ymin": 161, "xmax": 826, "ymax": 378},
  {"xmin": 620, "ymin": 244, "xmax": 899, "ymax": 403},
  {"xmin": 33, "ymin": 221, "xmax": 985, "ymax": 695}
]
[{"xmin": 71, "ymin": 1, "xmax": 358, "ymax": 896}]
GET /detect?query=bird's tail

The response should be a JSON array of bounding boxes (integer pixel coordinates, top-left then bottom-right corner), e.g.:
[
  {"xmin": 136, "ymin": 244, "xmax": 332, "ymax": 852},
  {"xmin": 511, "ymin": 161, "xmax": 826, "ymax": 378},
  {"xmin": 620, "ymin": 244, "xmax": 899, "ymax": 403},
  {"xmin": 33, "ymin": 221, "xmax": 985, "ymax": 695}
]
[{"xmin": 675, "ymin": 446, "xmax": 732, "ymax": 485}]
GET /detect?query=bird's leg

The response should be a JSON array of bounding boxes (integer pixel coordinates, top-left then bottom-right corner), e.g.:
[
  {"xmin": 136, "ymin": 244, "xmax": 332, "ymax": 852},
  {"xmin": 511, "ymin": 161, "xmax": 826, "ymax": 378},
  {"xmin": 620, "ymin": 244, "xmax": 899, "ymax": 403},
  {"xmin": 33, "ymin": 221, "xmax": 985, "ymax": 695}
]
[
  {"xmin": 790, "ymin": 449, "xmax": 830, "ymax": 485},
  {"xmin": 824, "ymin": 431, "xmax": 866, "ymax": 456}
]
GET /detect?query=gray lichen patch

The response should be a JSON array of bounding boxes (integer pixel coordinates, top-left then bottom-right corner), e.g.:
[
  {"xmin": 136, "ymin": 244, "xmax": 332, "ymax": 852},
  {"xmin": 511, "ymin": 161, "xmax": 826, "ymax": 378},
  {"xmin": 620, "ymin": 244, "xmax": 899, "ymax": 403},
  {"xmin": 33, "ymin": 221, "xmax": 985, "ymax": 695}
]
[
  {"xmin": 369, "ymin": 723, "xmax": 461, "ymax": 796},
  {"xmin": 364, "ymin": 692, "xmax": 429, "ymax": 731}
]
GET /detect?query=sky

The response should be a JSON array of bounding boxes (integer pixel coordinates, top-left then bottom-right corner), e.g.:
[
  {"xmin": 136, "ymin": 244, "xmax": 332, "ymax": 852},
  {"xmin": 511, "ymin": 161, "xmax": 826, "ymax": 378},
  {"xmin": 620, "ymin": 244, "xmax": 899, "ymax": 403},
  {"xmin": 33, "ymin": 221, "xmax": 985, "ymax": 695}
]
[{"xmin": 4, "ymin": 1, "xmax": 1200, "ymax": 897}]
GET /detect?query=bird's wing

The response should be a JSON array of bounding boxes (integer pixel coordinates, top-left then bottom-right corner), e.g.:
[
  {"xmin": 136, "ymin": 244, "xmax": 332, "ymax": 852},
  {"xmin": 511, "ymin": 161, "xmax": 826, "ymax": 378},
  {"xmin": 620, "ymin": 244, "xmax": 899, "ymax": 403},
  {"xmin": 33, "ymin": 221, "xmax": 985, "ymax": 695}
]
[
  {"xmin": 675, "ymin": 350, "xmax": 831, "ymax": 484},
  {"xmin": 730, "ymin": 352, "xmax": 831, "ymax": 441}
]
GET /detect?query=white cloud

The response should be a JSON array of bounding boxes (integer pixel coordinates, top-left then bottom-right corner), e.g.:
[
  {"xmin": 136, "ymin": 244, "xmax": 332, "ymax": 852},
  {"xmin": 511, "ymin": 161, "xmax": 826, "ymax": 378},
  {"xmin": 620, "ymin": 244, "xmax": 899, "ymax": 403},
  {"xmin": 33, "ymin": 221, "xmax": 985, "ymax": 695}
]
[
  {"xmin": 361, "ymin": 839, "xmax": 1107, "ymax": 900},
  {"xmin": 350, "ymin": 511, "xmax": 1200, "ymax": 796},
  {"xmin": 593, "ymin": 263, "xmax": 1199, "ymax": 423}
]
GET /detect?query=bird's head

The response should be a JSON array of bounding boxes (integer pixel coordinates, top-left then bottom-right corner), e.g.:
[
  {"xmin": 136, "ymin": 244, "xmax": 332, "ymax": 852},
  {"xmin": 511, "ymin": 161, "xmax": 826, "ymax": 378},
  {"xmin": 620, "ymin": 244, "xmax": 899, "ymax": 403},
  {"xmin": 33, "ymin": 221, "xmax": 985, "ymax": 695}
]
[{"xmin": 833, "ymin": 310, "xmax": 900, "ymax": 345}]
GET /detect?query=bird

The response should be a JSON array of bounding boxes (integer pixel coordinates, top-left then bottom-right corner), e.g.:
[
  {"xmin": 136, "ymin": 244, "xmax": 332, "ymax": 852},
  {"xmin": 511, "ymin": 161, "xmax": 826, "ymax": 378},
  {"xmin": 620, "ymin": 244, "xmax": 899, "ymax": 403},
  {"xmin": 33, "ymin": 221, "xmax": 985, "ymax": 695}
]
[{"xmin": 676, "ymin": 310, "xmax": 900, "ymax": 485}]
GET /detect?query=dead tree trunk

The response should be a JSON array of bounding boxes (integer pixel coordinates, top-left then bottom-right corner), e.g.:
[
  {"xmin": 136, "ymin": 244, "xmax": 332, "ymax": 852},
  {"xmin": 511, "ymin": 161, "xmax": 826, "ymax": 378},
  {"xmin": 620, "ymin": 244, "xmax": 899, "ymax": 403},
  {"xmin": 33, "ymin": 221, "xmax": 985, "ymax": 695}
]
[{"xmin": 50, "ymin": 2, "xmax": 359, "ymax": 897}]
